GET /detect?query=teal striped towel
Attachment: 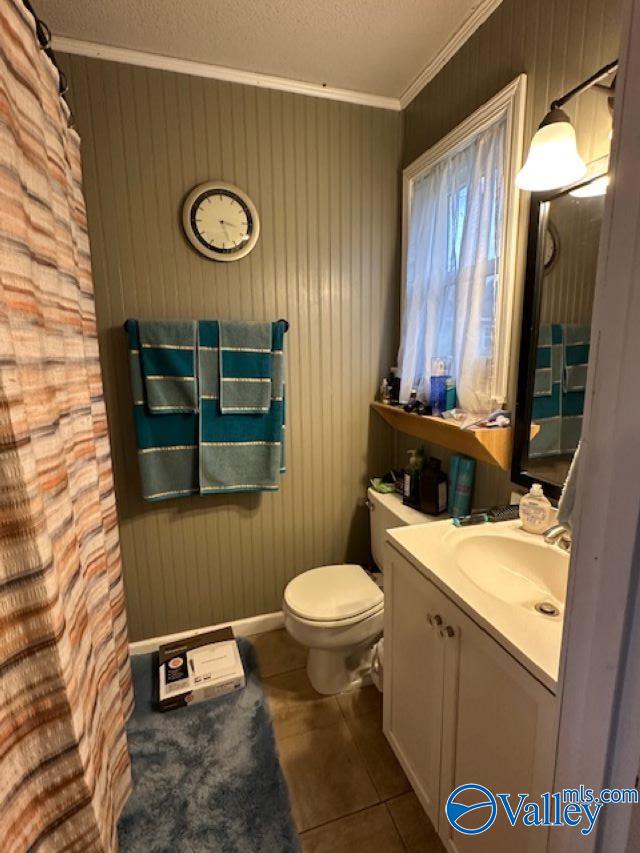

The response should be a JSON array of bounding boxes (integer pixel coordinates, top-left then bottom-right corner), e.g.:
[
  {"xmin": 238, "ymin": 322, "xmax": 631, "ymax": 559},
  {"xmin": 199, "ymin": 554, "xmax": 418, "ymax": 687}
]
[
  {"xmin": 219, "ymin": 321, "xmax": 272, "ymax": 414},
  {"xmin": 126, "ymin": 319, "xmax": 286, "ymax": 500},
  {"xmin": 138, "ymin": 320, "xmax": 198, "ymax": 413},
  {"xmin": 199, "ymin": 321, "xmax": 286, "ymax": 494},
  {"xmin": 126, "ymin": 320, "xmax": 199, "ymax": 501}
]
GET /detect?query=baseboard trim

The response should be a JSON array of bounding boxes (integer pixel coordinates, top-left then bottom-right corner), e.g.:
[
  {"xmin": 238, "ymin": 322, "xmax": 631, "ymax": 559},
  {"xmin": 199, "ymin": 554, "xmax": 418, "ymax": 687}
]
[{"xmin": 129, "ymin": 610, "xmax": 284, "ymax": 655}]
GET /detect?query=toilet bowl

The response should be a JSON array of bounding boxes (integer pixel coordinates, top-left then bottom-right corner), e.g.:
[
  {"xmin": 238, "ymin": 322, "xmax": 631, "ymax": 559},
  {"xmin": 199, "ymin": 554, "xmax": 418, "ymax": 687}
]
[
  {"xmin": 283, "ymin": 489, "xmax": 433, "ymax": 695},
  {"xmin": 283, "ymin": 564, "xmax": 384, "ymax": 694}
]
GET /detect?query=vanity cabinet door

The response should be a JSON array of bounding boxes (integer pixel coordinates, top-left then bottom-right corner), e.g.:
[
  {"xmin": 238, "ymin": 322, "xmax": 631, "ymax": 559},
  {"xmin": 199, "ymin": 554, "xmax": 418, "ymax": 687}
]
[
  {"xmin": 383, "ymin": 548, "xmax": 448, "ymax": 826},
  {"xmin": 438, "ymin": 601, "xmax": 556, "ymax": 853}
]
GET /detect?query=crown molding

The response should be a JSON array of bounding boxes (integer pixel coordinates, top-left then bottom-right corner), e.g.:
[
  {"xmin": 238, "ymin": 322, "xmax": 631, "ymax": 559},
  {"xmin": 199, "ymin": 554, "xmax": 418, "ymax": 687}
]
[
  {"xmin": 399, "ymin": 0, "xmax": 504, "ymax": 109},
  {"xmin": 51, "ymin": 36, "xmax": 402, "ymax": 111}
]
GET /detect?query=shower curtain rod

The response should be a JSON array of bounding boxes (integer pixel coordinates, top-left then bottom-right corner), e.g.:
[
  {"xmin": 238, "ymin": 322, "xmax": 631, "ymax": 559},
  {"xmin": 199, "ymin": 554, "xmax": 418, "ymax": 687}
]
[{"xmin": 22, "ymin": 0, "xmax": 74, "ymax": 126}]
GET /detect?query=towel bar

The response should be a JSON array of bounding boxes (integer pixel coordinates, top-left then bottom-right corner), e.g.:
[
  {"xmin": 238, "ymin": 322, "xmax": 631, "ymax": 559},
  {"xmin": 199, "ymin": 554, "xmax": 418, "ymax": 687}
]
[{"xmin": 123, "ymin": 318, "xmax": 289, "ymax": 332}]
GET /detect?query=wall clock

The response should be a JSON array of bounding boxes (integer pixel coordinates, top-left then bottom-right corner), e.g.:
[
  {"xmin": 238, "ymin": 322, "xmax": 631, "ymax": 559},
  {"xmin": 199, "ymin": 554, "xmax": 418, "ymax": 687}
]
[{"xmin": 182, "ymin": 181, "xmax": 260, "ymax": 261}]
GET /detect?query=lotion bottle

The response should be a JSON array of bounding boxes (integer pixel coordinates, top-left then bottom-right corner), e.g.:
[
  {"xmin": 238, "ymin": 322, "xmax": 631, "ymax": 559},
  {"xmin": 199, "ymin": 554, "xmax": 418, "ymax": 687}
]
[{"xmin": 519, "ymin": 483, "xmax": 551, "ymax": 534}]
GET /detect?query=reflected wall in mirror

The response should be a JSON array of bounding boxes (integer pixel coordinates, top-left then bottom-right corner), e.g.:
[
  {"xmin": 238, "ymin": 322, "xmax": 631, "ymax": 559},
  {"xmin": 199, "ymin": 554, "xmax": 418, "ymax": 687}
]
[{"xmin": 512, "ymin": 174, "xmax": 606, "ymax": 497}]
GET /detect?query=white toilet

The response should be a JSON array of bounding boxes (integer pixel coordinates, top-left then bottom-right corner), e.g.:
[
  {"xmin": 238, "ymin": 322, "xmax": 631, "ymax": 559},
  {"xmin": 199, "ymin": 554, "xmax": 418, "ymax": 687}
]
[{"xmin": 283, "ymin": 488, "xmax": 431, "ymax": 694}]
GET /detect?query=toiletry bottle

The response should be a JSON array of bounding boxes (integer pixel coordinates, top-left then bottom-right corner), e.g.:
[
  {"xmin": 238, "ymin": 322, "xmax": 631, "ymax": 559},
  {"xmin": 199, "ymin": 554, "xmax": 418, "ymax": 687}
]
[
  {"xmin": 449, "ymin": 454, "xmax": 476, "ymax": 517},
  {"xmin": 389, "ymin": 367, "xmax": 401, "ymax": 404},
  {"xmin": 403, "ymin": 448, "xmax": 424, "ymax": 509},
  {"xmin": 404, "ymin": 388, "xmax": 420, "ymax": 413},
  {"xmin": 519, "ymin": 483, "xmax": 552, "ymax": 534},
  {"xmin": 444, "ymin": 377, "xmax": 457, "ymax": 411},
  {"xmin": 419, "ymin": 457, "xmax": 448, "ymax": 515},
  {"xmin": 379, "ymin": 378, "xmax": 391, "ymax": 404},
  {"xmin": 430, "ymin": 358, "xmax": 451, "ymax": 416}
]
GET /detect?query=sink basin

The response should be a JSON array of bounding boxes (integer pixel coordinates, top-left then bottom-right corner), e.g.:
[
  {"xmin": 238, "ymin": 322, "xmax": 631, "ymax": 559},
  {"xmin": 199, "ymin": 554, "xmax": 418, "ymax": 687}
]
[
  {"xmin": 453, "ymin": 532, "xmax": 568, "ymax": 609},
  {"xmin": 386, "ymin": 518, "xmax": 568, "ymax": 689}
]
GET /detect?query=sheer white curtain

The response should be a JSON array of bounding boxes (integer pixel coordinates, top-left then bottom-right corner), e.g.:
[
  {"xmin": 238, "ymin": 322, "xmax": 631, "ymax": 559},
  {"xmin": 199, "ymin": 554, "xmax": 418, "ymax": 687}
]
[{"xmin": 398, "ymin": 117, "xmax": 506, "ymax": 413}]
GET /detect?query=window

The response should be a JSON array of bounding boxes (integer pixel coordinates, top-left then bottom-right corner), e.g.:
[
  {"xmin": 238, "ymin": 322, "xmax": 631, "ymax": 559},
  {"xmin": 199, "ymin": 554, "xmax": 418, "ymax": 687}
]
[{"xmin": 398, "ymin": 76, "xmax": 527, "ymax": 414}]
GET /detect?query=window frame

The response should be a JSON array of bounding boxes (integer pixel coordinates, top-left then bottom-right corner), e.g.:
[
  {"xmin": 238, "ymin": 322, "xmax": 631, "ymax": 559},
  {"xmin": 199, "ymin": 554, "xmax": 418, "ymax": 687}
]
[{"xmin": 401, "ymin": 74, "xmax": 527, "ymax": 407}]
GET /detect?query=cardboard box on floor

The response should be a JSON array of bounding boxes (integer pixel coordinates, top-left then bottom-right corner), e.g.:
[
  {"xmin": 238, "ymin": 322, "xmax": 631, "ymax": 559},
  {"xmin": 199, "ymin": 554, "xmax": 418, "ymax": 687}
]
[{"xmin": 158, "ymin": 626, "xmax": 245, "ymax": 712}]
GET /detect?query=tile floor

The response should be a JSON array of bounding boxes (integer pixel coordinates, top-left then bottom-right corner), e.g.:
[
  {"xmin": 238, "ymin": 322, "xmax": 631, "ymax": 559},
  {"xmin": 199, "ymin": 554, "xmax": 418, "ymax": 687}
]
[{"xmin": 248, "ymin": 629, "xmax": 445, "ymax": 852}]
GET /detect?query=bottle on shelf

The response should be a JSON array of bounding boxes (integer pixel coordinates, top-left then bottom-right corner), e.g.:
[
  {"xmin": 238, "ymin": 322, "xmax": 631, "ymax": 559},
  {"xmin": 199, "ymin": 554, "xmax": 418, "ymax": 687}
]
[
  {"xmin": 403, "ymin": 447, "xmax": 425, "ymax": 509},
  {"xmin": 430, "ymin": 357, "xmax": 451, "ymax": 416}
]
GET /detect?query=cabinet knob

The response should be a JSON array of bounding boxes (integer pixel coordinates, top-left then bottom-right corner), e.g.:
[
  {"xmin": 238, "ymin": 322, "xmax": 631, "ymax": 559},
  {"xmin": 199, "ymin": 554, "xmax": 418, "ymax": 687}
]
[
  {"xmin": 433, "ymin": 614, "xmax": 443, "ymax": 627},
  {"xmin": 442, "ymin": 625, "xmax": 455, "ymax": 638}
]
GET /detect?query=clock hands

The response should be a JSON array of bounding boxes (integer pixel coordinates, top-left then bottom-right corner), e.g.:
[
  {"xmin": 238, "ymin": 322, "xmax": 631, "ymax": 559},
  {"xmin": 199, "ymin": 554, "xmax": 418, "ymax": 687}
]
[
  {"xmin": 219, "ymin": 219, "xmax": 248, "ymax": 248},
  {"xmin": 219, "ymin": 220, "xmax": 233, "ymax": 243}
]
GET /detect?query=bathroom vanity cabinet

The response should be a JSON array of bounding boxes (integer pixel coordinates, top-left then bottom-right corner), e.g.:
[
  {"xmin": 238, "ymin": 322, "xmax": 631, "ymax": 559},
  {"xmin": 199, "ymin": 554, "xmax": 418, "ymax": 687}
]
[{"xmin": 383, "ymin": 545, "xmax": 556, "ymax": 852}]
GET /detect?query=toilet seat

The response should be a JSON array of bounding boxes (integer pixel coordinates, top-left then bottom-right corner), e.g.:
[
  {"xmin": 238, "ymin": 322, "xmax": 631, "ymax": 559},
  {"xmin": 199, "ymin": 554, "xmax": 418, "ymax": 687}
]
[{"xmin": 284, "ymin": 564, "xmax": 383, "ymax": 625}]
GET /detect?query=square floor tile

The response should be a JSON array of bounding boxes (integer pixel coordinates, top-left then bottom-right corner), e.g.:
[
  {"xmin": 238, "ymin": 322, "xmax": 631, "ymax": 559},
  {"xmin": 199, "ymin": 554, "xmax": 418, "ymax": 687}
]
[
  {"xmin": 336, "ymin": 684, "xmax": 382, "ymax": 720},
  {"xmin": 386, "ymin": 792, "xmax": 445, "ymax": 852},
  {"xmin": 264, "ymin": 669, "xmax": 342, "ymax": 740},
  {"xmin": 344, "ymin": 710, "xmax": 410, "ymax": 801},
  {"xmin": 247, "ymin": 628, "xmax": 307, "ymax": 679},
  {"xmin": 300, "ymin": 803, "xmax": 405, "ymax": 852},
  {"xmin": 278, "ymin": 720, "xmax": 379, "ymax": 832}
]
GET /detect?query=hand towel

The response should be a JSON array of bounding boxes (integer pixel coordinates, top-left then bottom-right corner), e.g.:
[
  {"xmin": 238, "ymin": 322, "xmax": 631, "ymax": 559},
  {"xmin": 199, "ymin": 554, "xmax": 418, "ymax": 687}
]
[
  {"xmin": 138, "ymin": 319, "xmax": 198, "ymax": 413},
  {"xmin": 218, "ymin": 320, "xmax": 272, "ymax": 414},
  {"xmin": 126, "ymin": 320, "xmax": 199, "ymax": 501},
  {"xmin": 531, "ymin": 324, "xmax": 563, "ymax": 458},
  {"xmin": 557, "ymin": 440, "xmax": 581, "ymax": 530}
]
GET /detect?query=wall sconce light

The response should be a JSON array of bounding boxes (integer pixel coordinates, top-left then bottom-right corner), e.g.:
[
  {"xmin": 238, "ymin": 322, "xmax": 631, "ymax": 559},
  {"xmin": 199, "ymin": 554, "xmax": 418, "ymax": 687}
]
[
  {"xmin": 569, "ymin": 175, "xmax": 610, "ymax": 198},
  {"xmin": 516, "ymin": 59, "xmax": 618, "ymax": 192}
]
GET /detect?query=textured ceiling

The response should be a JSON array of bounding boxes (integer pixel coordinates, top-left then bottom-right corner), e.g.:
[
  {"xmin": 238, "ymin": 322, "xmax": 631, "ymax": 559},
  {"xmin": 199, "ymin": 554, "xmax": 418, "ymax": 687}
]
[{"xmin": 36, "ymin": 0, "xmax": 483, "ymax": 98}]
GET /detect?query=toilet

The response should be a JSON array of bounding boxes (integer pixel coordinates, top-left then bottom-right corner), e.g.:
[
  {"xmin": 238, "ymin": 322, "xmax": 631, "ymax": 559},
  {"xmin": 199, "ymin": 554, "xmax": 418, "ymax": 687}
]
[{"xmin": 283, "ymin": 488, "xmax": 432, "ymax": 695}]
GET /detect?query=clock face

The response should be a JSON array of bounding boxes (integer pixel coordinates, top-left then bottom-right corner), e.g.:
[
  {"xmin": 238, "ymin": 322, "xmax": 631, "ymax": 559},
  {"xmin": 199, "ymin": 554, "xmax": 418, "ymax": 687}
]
[
  {"xmin": 543, "ymin": 220, "xmax": 559, "ymax": 274},
  {"xmin": 182, "ymin": 182, "xmax": 260, "ymax": 261}
]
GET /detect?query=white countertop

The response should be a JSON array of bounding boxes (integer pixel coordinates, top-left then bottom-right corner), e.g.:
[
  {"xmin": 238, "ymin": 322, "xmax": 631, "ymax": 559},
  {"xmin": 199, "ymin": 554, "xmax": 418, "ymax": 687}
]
[{"xmin": 387, "ymin": 519, "xmax": 567, "ymax": 694}]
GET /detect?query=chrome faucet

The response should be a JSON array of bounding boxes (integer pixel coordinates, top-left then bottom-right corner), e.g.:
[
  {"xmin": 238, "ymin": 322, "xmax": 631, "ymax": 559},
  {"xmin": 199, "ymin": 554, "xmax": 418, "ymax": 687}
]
[{"xmin": 543, "ymin": 523, "xmax": 572, "ymax": 552}]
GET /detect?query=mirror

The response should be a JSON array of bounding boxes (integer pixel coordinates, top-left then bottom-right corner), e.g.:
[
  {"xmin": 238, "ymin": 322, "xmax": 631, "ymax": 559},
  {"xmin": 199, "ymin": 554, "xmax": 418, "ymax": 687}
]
[{"xmin": 512, "ymin": 174, "xmax": 606, "ymax": 498}]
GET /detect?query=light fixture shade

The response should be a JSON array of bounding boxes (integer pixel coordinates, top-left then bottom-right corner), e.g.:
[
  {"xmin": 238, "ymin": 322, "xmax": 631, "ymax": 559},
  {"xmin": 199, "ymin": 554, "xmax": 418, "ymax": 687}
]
[
  {"xmin": 516, "ymin": 109, "xmax": 587, "ymax": 191},
  {"xmin": 569, "ymin": 175, "xmax": 609, "ymax": 198}
]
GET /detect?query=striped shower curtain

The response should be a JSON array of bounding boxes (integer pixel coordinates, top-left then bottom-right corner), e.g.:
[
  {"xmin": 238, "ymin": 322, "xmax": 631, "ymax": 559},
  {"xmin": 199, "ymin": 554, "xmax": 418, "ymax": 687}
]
[{"xmin": 0, "ymin": 2, "xmax": 133, "ymax": 850}]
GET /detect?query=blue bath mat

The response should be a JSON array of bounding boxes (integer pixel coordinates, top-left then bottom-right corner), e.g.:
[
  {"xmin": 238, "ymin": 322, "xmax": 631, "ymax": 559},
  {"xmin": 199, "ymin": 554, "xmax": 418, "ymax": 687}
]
[{"xmin": 119, "ymin": 639, "xmax": 299, "ymax": 852}]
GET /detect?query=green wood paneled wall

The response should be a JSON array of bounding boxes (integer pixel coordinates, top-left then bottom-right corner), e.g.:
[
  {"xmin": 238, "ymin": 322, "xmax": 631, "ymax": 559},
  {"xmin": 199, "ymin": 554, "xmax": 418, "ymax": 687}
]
[{"xmin": 61, "ymin": 54, "xmax": 401, "ymax": 641}]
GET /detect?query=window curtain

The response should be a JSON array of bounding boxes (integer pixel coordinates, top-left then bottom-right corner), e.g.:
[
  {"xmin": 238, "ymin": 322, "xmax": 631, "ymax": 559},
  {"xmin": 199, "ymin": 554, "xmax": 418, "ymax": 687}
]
[
  {"xmin": 398, "ymin": 117, "xmax": 506, "ymax": 413},
  {"xmin": 0, "ymin": 3, "xmax": 133, "ymax": 851}
]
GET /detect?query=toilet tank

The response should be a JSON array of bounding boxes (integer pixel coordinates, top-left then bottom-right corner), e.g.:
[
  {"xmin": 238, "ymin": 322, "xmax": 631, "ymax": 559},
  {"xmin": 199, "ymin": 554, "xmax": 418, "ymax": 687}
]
[{"xmin": 368, "ymin": 487, "xmax": 435, "ymax": 571}]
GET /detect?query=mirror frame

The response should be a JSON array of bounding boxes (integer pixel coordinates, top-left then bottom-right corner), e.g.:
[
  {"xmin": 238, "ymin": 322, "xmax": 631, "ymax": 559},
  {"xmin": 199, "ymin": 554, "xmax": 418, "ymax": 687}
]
[{"xmin": 511, "ymin": 174, "xmax": 606, "ymax": 499}]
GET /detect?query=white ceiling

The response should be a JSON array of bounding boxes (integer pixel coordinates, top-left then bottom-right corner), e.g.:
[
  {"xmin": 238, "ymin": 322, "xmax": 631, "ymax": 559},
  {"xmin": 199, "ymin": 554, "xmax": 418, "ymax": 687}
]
[{"xmin": 37, "ymin": 0, "xmax": 495, "ymax": 103}]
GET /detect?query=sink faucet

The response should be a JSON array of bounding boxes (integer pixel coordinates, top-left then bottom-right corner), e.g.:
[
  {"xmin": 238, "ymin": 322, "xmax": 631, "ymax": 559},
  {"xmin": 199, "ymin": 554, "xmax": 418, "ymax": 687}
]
[{"xmin": 543, "ymin": 523, "xmax": 572, "ymax": 552}]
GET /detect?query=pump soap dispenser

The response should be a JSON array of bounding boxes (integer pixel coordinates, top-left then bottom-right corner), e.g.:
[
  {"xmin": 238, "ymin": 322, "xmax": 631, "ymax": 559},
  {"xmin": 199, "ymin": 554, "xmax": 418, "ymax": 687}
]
[{"xmin": 519, "ymin": 483, "xmax": 551, "ymax": 534}]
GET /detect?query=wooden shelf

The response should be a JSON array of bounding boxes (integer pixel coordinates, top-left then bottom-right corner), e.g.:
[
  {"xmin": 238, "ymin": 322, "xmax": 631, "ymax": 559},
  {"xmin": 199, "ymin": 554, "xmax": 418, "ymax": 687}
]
[{"xmin": 371, "ymin": 402, "xmax": 513, "ymax": 470}]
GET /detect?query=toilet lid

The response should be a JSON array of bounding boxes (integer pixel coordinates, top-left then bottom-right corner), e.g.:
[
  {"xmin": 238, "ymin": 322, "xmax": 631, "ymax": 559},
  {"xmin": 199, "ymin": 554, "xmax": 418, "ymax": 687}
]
[{"xmin": 284, "ymin": 564, "xmax": 383, "ymax": 622}]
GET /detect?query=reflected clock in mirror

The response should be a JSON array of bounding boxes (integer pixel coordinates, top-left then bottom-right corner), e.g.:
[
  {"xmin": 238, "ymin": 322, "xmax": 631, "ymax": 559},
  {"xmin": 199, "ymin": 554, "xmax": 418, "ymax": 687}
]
[
  {"xmin": 182, "ymin": 181, "xmax": 260, "ymax": 261},
  {"xmin": 512, "ymin": 172, "xmax": 607, "ymax": 498}
]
